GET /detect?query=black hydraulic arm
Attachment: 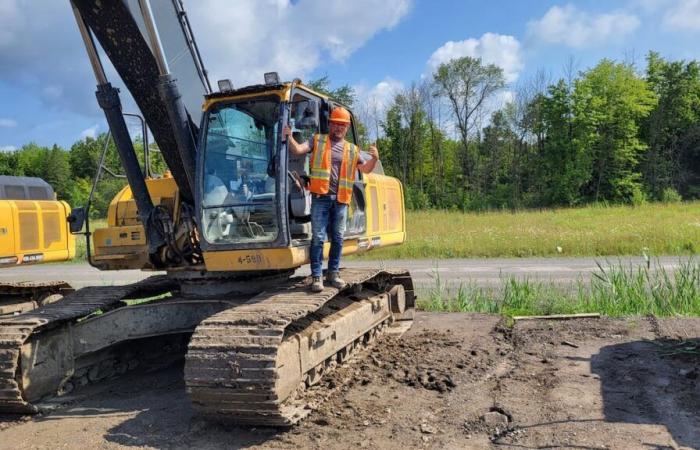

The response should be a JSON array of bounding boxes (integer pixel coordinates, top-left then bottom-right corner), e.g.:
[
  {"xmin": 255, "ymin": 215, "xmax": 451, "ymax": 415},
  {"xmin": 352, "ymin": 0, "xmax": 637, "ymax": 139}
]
[
  {"xmin": 96, "ymin": 84, "xmax": 166, "ymax": 254},
  {"xmin": 72, "ymin": 0, "xmax": 196, "ymax": 202},
  {"xmin": 139, "ymin": 0, "xmax": 198, "ymax": 194},
  {"xmin": 70, "ymin": 1, "xmax": 166, "ymax": 256}
]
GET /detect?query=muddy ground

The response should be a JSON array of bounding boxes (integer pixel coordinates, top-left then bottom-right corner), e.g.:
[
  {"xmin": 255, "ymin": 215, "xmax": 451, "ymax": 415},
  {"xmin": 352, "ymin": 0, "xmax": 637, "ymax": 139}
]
[{"xmin": 0, "ymin": 312, "xmax": 698, "ymax": 449}]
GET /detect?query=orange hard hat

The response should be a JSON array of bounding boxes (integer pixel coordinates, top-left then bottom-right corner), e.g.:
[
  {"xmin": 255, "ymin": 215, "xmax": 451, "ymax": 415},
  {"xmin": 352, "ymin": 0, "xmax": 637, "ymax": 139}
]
[{"xmin": 329, "ymin": 106, "xmax": 351, "ymax": 124}]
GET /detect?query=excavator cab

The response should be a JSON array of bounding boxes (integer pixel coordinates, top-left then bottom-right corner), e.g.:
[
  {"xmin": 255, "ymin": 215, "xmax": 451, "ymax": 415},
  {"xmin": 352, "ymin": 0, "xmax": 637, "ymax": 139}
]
[
  {"xmin": 197, "ymin": 88, "xmax": 355, "ymax": 243},
  {"xmin": 65, "ymin": 0, "xmax": 403, "ymax": 273}
]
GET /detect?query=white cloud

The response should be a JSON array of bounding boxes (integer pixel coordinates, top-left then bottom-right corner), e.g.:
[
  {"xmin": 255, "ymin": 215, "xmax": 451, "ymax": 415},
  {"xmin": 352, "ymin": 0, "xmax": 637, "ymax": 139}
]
[
  {"xmin": 353, "ymin": 77, "xmax": 404, "ymax": 139},
  {"xmin": 0, "ymin": 0, "xmax": 412, "ymax": 119},
  {"xmin": 663, "ymin": 0, "xmax": 700, "ymax": 31},
  {"xmin": 355, "ymin": 77, "xmax": 404, "ymax": 112},
  {"xmin": 427, "ymin": 33, "xmax": 523, "ymax": 83},
  {"xmin": 0, "ymin": 145, "xmax": 17, "ymax": 152},
  {"xmin": 498, "ymin": 90, "xmax": 515, "ymax": 107},
  {"xmin": 527, "ymin": 4, "xmax": 640, "ymax": 48},
  {"xmin": 187, "ymin": 0, "xmax": 412, "ymax": 86},
  {"xmin": 0, "ymin": 0, "xmax": 20, "ymax": 48},
  {"xmin": 0, "ymin": 118, "xmax": 18, "ymax": 128},
  {"xmin": 79, "ymin": 124, "xmax": 99, "ymax": 140}
]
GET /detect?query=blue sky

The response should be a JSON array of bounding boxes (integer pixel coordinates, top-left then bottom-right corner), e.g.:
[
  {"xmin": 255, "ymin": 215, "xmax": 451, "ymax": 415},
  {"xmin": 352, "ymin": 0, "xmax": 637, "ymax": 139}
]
[{"xmin": 2, "ymin": 0, "xmax": 700, "ymax": 152}]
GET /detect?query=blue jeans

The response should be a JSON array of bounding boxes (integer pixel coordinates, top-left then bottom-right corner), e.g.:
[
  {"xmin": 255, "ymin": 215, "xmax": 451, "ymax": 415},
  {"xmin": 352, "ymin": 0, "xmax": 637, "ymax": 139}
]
[{"xmin": 310, "ymin": 194, "xmax": 348, "ymax": 277}]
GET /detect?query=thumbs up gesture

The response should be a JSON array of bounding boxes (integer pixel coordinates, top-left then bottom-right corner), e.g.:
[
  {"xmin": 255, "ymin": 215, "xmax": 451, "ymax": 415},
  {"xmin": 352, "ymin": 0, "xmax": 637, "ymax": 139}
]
[{"xmin": 367, "ymin": 143, "xmax": 379, "ymax": 161}]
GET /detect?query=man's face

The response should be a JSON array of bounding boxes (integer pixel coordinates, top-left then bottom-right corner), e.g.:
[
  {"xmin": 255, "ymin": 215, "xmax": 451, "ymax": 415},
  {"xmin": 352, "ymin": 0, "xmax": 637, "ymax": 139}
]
[{"xmin": 329, "ymin": 121, "xmax": 349, "ymax": 140}]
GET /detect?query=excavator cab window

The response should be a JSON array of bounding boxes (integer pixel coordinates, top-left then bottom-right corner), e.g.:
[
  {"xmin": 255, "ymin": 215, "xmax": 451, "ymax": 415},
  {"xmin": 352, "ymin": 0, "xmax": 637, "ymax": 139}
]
[
  {"xmin": 343, "ymin": 110, "xmax": 367, "ymax": 237},
  {"xmin": 289, "ymin": 93, "xmax": 321, "ymax": 176},
  {"xmin": 200, "ymin": 98, "xmax": 281, "ymax": 245}
]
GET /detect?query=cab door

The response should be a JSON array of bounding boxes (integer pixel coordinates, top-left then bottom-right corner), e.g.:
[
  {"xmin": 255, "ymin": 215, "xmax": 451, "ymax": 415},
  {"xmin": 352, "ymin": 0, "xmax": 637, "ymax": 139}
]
[
  {"xmin": 343, "ymin": 110, "xmax": 367, "ymax": 237},
  {"xmin": 288, "ymin": 88, "xmax": 322, "ymax": 240}
]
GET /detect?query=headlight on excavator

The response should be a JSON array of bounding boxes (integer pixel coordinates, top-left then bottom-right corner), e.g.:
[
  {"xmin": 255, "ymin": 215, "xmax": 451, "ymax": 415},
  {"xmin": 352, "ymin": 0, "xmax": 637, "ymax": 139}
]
[
  {"xmin": 264, "ymin": 72, "xmax": 279, "ymax": 85},
  {"xmin": 217, "ymin": 79, "xmax": 233, "ymax": 92}
]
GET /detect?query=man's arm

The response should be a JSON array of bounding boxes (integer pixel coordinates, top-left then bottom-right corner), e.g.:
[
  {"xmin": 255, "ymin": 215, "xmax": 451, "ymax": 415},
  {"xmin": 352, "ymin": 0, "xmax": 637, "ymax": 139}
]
[
  {"xmin": 357, "ymin": 143, "xmax": 379, "ymax": 173},
  {"xmin": 282, "ymin": 126, "xmax": 311, "ymax": 155}
]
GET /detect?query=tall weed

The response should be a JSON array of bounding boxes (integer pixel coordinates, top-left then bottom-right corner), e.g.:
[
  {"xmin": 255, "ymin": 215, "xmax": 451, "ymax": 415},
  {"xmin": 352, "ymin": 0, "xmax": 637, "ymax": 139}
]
[{"xmin": 418, "ymin": 258, "xmax": 700, "ymax": 317}]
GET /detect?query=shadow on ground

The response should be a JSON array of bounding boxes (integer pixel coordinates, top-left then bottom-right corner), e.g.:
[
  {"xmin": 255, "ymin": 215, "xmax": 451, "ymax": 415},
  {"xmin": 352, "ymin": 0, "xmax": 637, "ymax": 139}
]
[
  {"xmin": 591, "ymin": 337, "xmax": 700, "ymax": 448},
  {"xmin": 31, "ymin": 363, "xmax": 288, "ymax": 449},
  {"xmin": 103, "ymin": 409, "xmax": 283, "ymax": 449}
]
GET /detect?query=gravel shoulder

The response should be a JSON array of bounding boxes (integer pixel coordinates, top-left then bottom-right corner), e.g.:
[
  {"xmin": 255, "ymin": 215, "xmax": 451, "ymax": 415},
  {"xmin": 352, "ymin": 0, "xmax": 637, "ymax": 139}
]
[{"xmin": 0, "ymin": 312, "xmax": 698, "ymax": 449}]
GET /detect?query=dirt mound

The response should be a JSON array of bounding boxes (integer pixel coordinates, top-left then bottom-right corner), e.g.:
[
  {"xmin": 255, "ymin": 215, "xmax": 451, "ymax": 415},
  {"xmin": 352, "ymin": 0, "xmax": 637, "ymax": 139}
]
[{"xmin": 374, "ymin": 331, "xmax": 489, "ymax": 392}]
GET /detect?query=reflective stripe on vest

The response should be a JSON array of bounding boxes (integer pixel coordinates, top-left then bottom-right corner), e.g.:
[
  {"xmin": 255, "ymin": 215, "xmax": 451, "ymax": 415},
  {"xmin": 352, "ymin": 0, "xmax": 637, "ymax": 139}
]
[{"xmin": 308, "ymin": 133, "xmax": 359, "ymax": 204}]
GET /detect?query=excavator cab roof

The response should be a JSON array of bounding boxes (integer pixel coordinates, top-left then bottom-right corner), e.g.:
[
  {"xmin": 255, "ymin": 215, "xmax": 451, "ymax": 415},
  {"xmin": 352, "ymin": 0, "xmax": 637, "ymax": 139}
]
[{"xmin": 203, "ymin": 81, "xmax": 333, "ymax": 107}]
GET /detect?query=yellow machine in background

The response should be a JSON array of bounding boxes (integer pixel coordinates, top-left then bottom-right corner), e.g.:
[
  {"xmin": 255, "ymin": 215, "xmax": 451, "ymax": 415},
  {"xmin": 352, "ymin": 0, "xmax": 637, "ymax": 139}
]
[
  {"xmin": 0, "ymin": 176, "xmax": 76, "ymax": 266},
  {"xmin": 0, "ymin": 176, "xmax": 75, "ymax": 314},
  {"xmin": 91, "ymin": 175, "xmax": 179, "ymax": 270}
]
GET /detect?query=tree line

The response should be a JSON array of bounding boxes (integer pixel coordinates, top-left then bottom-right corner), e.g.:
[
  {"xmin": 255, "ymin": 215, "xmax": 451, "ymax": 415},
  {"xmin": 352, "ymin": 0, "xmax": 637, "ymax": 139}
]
[
  {"xmin": 0, "ymin": 135, "xmax": 165, "ymax": 217},
  {"xmin": 347, "ymin": 52, "xmax": 699, "ymax": 210},
  {"xmin": 2, "ymin": 51, "xmax": 698, "ymax": 216}
]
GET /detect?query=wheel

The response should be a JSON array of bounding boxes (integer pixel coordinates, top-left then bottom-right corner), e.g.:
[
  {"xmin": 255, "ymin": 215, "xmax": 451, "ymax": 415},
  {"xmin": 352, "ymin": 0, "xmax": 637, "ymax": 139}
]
[{"xmin": 388, "ymin": 284, "xmax": 406, "ymax": 315}]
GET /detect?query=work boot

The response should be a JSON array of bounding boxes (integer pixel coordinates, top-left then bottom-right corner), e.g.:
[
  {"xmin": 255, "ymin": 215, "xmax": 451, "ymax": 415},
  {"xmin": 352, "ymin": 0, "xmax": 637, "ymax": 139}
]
[
  {"xmin": 310, "ymin": 276, "xmax": 324, "ymax": 293},
  {"xmin": 326, "ymin": 271, "xmax": 347, "ymax": 290}
]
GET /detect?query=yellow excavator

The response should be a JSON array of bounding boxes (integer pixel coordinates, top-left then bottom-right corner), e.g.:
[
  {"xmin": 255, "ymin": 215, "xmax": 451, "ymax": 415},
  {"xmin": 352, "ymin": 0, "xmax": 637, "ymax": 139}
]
[
  {"xmin": 0, "ymin": 0, "xmax": 413, "ymax": 425},
  {"xmin": 0, "ymin": 176, "xmax": 75, "ymax": 315}
]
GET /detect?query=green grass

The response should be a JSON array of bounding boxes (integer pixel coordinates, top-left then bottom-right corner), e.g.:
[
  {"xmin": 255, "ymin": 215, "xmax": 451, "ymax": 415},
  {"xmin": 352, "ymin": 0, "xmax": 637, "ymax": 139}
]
[
  {"xmin": 358, "ymin": 201, "xmax": 700, "ymax": 259},
  {"xmin": 78, "ymin": 202, "xmax": 699, "ymax": 262},
  {"xmin": 419, "ymin": 258, "xmax": 700, "ymax": 317},
  {"xmin": 74, "ymin": 218, "xmax": 107, "ymax": 262}
]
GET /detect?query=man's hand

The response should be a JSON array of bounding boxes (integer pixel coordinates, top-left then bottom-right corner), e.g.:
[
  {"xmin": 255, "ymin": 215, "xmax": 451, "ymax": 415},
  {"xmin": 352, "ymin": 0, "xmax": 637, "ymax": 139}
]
[
  {"xmin": 282, "ymin": 125, "xmax": 292, "ymax": 142},
  {"xmin": 367, "ymin": 143, "xmax": 379, "ymax": 160},
  {"xmin": 284, "ymin": 127, "xmax": 311, "ymax": 155},
  {"xmin": 358, "ymin": 143, "xmax": 379, "ymax": 174}
]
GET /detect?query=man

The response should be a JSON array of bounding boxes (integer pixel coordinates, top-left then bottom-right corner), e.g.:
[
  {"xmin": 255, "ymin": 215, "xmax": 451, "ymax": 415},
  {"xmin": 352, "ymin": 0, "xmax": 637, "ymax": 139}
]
[{"xmin": 283, "ymin": 106, "xmax": 379, "ymax": 292}]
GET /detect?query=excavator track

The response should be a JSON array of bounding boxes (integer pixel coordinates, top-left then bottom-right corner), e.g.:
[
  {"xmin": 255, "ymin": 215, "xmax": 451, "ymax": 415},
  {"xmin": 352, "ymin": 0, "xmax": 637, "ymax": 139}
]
[
  {"xmin": 0, "ymin": 281, "xmax": 74, "ymax": 316},
  {"xmin": 185, "ymin": 268, "xmax": 415, "ymax": 426},
  {"xmin": 0, "ymin": 269, "xmax": 414, "ymax": 424},
  {"xmin": 0, "ymin": 275, "xmax": 177, "ymax": 413}
]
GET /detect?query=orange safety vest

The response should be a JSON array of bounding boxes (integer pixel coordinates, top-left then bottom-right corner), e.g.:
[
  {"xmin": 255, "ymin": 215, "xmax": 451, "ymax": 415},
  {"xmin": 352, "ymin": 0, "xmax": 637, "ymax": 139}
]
[{"xmin": 308, "ymin": 133, "xmax": 359, "ymax": 204}]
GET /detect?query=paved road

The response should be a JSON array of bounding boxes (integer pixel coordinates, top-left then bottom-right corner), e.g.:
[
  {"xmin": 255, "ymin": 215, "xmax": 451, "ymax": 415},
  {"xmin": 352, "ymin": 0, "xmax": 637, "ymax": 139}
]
[{"xmin": 0, "ymin": 256, "xmax": 689, "ymax": 292}]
